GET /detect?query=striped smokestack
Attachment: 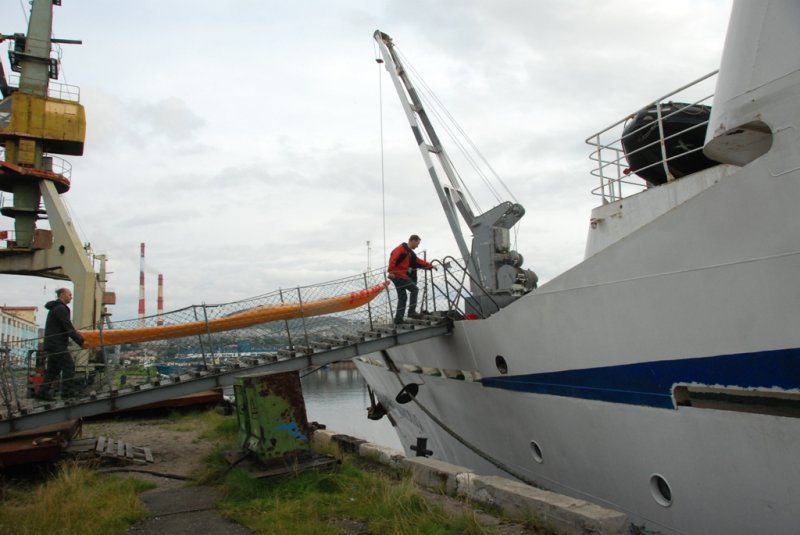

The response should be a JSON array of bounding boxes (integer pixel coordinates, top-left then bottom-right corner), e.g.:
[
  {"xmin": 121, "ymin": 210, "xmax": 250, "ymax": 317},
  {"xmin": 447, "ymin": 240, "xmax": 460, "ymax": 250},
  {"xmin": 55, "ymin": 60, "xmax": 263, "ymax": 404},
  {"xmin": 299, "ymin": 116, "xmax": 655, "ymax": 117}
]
[
  {"xmin": 138, "ymin": 242, "xmax": 145, "ymax": 327},
  {"xmin": 157, "ymin": 273, "xmax": 164, "ymax": 326}
]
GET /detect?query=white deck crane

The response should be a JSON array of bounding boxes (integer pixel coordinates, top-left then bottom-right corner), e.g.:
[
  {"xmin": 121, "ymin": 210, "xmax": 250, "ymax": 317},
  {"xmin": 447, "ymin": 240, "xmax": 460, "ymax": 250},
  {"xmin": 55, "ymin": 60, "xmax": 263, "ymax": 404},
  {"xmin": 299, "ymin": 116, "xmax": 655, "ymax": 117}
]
[{"xmin": 374, "ymin": 30, "xmax": 536, "ymax": 315}]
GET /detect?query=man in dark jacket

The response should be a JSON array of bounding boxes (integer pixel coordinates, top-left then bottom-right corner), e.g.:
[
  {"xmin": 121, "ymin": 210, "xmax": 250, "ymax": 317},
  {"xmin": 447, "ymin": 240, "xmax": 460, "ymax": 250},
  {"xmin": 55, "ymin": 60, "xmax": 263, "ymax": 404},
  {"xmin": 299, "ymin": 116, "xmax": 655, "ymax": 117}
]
[
  {"xmin": 38, "ymin": 287, "xmax": 86, "ymax": 400},
  {"xmin": 388, "ymin": 234, "xmax": 436, "ymax": 324}
]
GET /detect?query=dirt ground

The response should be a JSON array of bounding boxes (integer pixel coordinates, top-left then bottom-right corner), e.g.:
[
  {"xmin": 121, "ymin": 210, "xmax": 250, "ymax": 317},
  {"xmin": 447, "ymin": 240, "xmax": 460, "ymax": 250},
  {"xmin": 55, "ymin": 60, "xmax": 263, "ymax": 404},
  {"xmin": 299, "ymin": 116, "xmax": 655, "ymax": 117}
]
[{"xmin": 79, "ymin": 413, "xmax": 220, "ymax": 489}]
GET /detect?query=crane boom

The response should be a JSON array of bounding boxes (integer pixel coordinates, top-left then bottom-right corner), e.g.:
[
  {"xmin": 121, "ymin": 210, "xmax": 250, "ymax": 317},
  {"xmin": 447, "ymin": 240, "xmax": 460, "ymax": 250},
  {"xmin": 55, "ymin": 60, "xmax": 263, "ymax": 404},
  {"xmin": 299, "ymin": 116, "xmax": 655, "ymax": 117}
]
[{"xmin": 374, "ymin": 30, "xmax": 537, "ymax": 314}]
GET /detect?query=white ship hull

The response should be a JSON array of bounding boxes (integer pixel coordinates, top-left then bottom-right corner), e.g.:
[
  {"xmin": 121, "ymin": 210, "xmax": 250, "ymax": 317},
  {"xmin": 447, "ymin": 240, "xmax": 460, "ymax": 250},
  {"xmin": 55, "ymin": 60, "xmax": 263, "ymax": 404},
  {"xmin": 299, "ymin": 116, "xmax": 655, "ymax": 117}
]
[
  {"xmin": 364, "ymin": 3, "xmax": 800, "ymax": 533},
  {"xmin": 357, "ymin": 154, "xmax": 800, "ymax": 534}
]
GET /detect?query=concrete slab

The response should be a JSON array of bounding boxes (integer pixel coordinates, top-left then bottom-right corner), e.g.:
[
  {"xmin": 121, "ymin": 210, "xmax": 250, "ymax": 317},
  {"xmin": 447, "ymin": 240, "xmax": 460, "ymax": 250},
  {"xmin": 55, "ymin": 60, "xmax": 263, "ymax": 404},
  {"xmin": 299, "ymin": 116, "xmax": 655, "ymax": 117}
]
[
  {"xmin": 312, "ymin": 428, "xmax": 337, "ymax": 447},
  {"xmin": 313, "ymin": 430, "xmax": 631, "ymax": 535},
  {"xmin": 400, "ymin": 456, "xmax": 474, "ymax": 496},
  {"xmin": 129, "ymin": 509, "xmax": 252, "ymax": 535},
  {"xmin": 130, "ymin": 486, "xmax": 252, "ymax": 535},
  {"xmin": 462, "ymin": 474, "xmax": 629, "ymax": 535},
  {"xmin": 358, "ymin": 442, "xmax": 406, "ymax": 469}
]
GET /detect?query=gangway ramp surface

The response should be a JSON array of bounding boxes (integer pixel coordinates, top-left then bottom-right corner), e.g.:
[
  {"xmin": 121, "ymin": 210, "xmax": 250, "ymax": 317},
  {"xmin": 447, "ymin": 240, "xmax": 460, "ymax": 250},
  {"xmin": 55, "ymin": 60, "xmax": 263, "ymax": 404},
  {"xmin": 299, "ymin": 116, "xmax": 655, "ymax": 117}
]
[{"xmin": 0, "ymin": 317, "xmax": 452, "ymax": 435}]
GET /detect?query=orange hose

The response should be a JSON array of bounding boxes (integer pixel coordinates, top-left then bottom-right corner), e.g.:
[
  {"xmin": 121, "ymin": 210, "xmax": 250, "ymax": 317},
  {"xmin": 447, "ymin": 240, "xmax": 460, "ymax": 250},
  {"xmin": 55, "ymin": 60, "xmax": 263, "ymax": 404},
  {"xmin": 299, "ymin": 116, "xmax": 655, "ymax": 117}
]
[{"xmin": 80, "ymin": 281, "xmax": 389, "ymax": 349}]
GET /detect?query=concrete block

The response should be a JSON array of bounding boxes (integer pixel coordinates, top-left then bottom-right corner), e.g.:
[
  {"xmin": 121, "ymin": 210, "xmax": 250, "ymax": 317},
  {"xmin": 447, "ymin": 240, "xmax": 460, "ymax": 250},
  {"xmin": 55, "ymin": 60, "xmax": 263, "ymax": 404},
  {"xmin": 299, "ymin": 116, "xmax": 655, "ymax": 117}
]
[
  {"xmin": 332, "ymin": 434, "xmax": 366, "ymax": 453},
  {"xmin": 312, "ymin": 431, "xmax": 367, "ymax": 453},
  {"xmin": 462, "ymin": 474, "xmax": 629, "ymax": 535},
  {"xmin": 358, "ymin": 442, "xmax": 406, "ymax": 469},
  {"xmin": 311, "ymin": 429, "xmax": 337, "ymax": 447},
  {"xmin": 400, "ymin": 457, "xmax": 474, "ymax": 496}
]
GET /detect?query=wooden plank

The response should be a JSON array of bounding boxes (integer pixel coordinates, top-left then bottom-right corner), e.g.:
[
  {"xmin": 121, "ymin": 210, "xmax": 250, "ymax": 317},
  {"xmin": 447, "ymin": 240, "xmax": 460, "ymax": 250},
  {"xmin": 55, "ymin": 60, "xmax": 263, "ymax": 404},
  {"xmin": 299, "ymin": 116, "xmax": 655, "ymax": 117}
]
[
  {"xmin": 64, "ymin": 437, "xmax": 97, "ymax": 454},
  {"xmin": 125, "ymin": 444, "xmax": 134, "ymax": 459},
  {"xmin": 96, "ymin": 436, "xmax": 106, "ymax": 453},
  {"xmin": 117, "ymin": 440, "xmax": 124, "ymax": 458},
  {"xmin": 144, "ymin": 448, "xmax": 153, "ymax": 463}
]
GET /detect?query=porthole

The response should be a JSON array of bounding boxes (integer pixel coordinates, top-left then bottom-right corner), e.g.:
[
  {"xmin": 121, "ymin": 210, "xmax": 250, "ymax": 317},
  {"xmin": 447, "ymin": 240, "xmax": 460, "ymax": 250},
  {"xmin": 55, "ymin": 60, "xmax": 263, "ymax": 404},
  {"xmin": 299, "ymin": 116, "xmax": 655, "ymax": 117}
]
[
  {"xmin": 495, "ymin": 355, "xmax": 508, "ymax": 374},
  {"xmin": 649, "ymin": 474, "xmax": 673, "ymax": 507},
  {"xmin": 529, "ymin": 440, "xmax": 543, "ymax": 463}
]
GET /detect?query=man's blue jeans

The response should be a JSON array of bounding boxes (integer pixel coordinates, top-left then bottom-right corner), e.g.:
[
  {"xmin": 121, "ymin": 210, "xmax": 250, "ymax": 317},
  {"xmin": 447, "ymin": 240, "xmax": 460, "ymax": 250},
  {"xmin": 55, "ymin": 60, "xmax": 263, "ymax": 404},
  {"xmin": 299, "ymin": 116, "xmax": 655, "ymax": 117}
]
[{"xmin": 391, "ymin": 277, "xmax": 418, "ymax": 323}]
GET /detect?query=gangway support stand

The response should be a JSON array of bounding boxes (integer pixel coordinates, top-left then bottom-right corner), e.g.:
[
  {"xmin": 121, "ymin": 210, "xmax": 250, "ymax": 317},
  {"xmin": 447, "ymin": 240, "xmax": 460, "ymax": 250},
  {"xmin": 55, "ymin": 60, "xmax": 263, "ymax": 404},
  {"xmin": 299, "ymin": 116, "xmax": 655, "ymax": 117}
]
[{"xmin": 224, "ymin": 370, "xmax": 338, "ymax": 479}]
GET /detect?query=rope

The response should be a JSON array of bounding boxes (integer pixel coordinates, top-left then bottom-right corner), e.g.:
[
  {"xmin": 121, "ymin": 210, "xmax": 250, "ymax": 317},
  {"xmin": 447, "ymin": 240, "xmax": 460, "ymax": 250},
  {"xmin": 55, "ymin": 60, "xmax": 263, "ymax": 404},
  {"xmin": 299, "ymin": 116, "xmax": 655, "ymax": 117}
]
[
  {"xmin": 384, "ymin": 361, "xmax": 540, "ymax": 488},
  {"xmin": 396, "ymin": 48, "xmax": 520, "ymax": 208},
  {"xmin": 18, "ymin": 0, "xmax": 29, "ymax": 24},
  {"xmin": 377, "ymin": 49, "xmax": 387, "ymax": 270}
]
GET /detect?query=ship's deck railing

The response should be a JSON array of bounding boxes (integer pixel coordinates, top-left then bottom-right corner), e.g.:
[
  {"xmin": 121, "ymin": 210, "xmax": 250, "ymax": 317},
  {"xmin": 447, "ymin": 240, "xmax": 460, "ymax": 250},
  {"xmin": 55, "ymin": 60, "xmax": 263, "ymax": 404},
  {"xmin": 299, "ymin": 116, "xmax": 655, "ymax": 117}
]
[
  {"xmin": 4, "ymin": 73, "xmax": 81, "ymax": 102},
  {"xmin": 586, "ymin": 70, "xmax": 718, "ymax": 204},
  {"xmin": 0, "ymin": 147, "xmax": 73, "ymax": 180},
  {"xmin": 0, "ymin": 262, "xmax": 475, "ymax": 416},
  {"xmin": 0, "ymin": 195, "xmax": 46, "ymax": 248},
  {"xmin": 44, "ymin": 154, "xmax": 72, "ymax": 178}
]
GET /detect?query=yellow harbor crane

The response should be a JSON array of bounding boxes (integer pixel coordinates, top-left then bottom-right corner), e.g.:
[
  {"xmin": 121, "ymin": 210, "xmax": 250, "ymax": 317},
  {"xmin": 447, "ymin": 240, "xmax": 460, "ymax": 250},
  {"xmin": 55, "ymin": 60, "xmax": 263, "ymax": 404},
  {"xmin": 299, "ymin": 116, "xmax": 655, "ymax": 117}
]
[{"xmin": 0, "ymin": 0, "xmax": 112, "ymax": 331}]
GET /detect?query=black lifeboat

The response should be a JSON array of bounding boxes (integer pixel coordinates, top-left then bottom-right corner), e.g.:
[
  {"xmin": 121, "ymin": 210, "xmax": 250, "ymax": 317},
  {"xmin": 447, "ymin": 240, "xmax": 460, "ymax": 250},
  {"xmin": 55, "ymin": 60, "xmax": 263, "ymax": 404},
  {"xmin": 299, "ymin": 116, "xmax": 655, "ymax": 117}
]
[{"xmin": 621, "ymin": 102, "xmax": 720, "ymax": 186}]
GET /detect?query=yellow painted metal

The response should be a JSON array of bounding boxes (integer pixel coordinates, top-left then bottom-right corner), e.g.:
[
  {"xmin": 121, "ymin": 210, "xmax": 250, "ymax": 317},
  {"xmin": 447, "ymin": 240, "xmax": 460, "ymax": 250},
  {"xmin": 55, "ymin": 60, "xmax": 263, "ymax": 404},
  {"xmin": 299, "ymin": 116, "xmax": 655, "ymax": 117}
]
[
  {"xmin": 0, "ymin": 93, "xmax": 85, "ymax": 156},
  {"xmin": 17, "ymin": 139, "xmax": 36, "ymax": 165},
  {"xmin": 0, "ymin": 0, "xmax": 102, "ymax": 333}
]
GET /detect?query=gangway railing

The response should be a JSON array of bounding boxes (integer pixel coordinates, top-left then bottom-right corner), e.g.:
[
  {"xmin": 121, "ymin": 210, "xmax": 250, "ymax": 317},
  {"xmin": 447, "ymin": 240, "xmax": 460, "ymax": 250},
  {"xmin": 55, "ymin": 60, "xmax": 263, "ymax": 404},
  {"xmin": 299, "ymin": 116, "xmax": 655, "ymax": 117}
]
[
  {"xmin": 0, "ymin": 264, "xmax": 479, "ymax": 434},
  {"xmin": 421, "ymin": 256, "xmax": 501, "ymax": 319}
]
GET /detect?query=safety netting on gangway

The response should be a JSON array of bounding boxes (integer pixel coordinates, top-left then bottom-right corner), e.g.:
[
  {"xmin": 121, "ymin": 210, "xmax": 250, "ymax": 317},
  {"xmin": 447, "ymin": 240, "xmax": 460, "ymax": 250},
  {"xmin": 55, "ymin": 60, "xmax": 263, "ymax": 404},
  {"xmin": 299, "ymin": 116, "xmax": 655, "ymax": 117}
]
[{"xmin": 0, "ymin": 259, "xmax": 473, "ymax": 416}]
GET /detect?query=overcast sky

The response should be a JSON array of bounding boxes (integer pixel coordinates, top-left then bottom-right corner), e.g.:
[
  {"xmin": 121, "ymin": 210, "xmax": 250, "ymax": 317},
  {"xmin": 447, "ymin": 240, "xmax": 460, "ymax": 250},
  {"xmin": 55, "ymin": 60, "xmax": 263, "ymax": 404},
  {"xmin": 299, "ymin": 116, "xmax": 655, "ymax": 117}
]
[{"xmin": 1, "ymin": 0, "xmax": 732, "ymax": 326}]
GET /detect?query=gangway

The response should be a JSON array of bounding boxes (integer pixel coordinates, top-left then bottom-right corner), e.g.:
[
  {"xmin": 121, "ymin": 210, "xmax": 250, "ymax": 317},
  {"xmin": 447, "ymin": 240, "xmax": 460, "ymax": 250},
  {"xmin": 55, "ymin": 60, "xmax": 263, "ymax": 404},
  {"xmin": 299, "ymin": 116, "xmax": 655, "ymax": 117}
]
[
  {"xmin": 0, "ymin": 259, "xmax": 484, "ymax": 436},
  {"xmin": 0, "ymin": 315, "xmax": 452, "ymax": 434}
]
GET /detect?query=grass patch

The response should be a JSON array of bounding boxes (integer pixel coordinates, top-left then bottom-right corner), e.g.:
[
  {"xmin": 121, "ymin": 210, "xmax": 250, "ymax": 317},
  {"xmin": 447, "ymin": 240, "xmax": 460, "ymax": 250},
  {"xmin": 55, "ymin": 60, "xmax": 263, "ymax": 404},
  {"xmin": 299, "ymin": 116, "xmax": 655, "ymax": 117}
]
[
  {"xmin": 217, "ymin": 462, "xmax": 500, "ymax": 535},
  {"xmin": 157, "ymin": 406, "xmax": 233, "ymax": 436},
  {"xmin": 196, "ymin": 416, "xmax": 509, "ymax": 534},
  {"xmin": 0, "ymin": 462, "xmax": 150, "ymax": 535},
  {"xmin": 2, "ymin": 409, "xmax": 536, "ymax": 535}
]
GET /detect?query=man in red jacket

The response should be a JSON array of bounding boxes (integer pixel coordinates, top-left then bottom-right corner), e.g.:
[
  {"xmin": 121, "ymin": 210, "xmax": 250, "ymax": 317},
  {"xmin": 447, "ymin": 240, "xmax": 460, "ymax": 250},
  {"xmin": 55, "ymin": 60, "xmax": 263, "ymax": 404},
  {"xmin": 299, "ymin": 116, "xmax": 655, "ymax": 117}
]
[{"xmin": 388, "ymin": 234, "xmax": 436, "ymax": 324}]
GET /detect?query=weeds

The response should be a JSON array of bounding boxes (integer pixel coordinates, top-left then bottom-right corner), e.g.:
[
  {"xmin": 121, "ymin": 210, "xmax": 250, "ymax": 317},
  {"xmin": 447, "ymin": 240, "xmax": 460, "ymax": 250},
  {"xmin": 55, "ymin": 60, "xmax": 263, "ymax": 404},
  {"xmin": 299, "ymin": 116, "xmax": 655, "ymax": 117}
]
[
  {"xmin": 0, "ymin": 462, "xmax": 150, "ymax": 535},
  {"xmin": 0, "ymin": 409, "xmax": 538, "ymax": 535},
  {"xmin": 216, "ymin": 461, "xmax": 500, "ymax": 534},
  {"xmin": 196, "ymin": 417, "xmax": 503, "ymax": 535},
  {"xmin": 155, "ymin": 405, "xmax": 236, "ymax": 438}
]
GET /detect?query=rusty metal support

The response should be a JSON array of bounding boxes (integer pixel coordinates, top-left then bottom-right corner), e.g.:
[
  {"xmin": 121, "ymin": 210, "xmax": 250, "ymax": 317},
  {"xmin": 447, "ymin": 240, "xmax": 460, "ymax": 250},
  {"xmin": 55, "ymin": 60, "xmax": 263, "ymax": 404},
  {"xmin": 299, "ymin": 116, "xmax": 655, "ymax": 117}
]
[{"xmin": 234, "ymin": 371, "xmax": 311, "ymax": 464}]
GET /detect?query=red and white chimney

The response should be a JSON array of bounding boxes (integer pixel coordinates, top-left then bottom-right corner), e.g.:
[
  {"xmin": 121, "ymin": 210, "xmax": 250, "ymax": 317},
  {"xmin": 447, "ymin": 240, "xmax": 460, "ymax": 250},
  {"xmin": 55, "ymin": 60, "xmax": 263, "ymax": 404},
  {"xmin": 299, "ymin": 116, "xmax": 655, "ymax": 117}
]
[
  {"xmin": 157, "ymin": 273, "xmax": 164, "ymax": 326},
  {"xmin": 138, "ymin": 242, "xmax": 146, "ymax": 327}
]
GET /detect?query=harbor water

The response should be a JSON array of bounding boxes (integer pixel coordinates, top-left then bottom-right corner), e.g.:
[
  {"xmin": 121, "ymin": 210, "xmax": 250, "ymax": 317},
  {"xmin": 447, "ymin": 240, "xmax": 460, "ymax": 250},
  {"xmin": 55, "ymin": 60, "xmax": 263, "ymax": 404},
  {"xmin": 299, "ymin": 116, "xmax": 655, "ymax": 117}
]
[
  {"xmin": 224, "ymin": 365, "xmax": 403, "ymax": 450},
  {"xmin": 300, "ymin": 365, "xmax": 402, "ymax": 450}
]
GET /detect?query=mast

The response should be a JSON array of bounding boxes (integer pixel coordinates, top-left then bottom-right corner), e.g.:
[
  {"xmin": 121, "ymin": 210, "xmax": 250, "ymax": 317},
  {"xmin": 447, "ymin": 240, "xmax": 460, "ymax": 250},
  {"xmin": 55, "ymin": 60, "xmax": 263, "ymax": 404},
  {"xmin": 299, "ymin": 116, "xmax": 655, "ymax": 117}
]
[
  {"xmin": 0, "ymin": 0, "xmax": 105, "ymax": 330},
  {"xmin": 374, "ymin": 30, "xmax": 536, "ymax": 312}
]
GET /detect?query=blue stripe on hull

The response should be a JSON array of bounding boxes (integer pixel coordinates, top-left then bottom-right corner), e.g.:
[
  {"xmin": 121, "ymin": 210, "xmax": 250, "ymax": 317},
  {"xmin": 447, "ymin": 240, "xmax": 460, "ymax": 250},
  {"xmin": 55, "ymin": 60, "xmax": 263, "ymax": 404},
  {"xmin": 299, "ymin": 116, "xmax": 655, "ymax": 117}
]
[{"xmin": 481, "ymin": 347, "xmax": 800, "ymax": 408}]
